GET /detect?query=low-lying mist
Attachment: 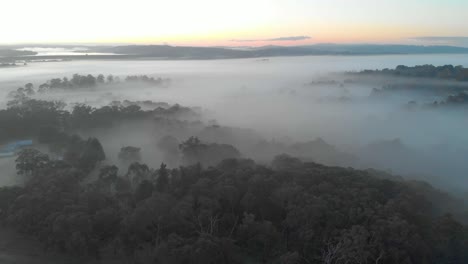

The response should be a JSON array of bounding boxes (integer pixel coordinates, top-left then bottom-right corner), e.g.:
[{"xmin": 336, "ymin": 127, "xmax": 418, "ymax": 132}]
[{"xmin": 1, "ymin": 55, "xmax": 468, "ymax": 194}]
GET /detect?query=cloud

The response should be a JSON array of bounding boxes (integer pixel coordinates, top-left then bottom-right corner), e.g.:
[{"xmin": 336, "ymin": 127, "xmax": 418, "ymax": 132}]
[
  {"xmin": 231, "ymin": 36, "xmax": 311, "ymax": 42},
  {"xmin": 409, "ymin": 36, "xmax": 468, "ymax": 47},
  {"xmin": 267, "ymin": 36, "xmax": 311, "ymax": 41}
]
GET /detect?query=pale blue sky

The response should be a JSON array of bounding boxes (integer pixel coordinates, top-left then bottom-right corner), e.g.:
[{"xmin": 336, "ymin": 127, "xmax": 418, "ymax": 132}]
[{"xmin": 1, "ymin": 0, "xmax": 467, "ymax": 46}]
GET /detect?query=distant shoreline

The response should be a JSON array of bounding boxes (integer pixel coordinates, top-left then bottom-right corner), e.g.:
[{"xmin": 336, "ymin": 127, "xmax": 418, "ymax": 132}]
[{"xmin": 3, "ymin": 52, "xmax": 468, "ymax": 63}]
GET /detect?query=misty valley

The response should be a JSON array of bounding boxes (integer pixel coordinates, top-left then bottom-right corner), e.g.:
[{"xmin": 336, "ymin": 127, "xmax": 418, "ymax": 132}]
[{"xmin": 2, "ymin": 56, "xmax": 468, "ymax": 263}]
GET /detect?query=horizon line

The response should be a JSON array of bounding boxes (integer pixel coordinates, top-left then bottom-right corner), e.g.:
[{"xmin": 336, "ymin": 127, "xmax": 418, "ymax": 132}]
[{"xmin": 2, "ymin": 42, "xmax": 468, "ymax": 49}]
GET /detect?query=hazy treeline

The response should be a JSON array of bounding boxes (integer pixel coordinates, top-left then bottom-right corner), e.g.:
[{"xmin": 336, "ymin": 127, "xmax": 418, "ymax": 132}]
[
  {"xmin": 7, "ymin": 73, "xmax": 170, "ymax": 99},
  {"xmin": 357, "ymin": 64, "xmax": 468, "ymax": 81},
  {"xmin": 0, "ymin": 49, "xmax": 37, "ymax": 57},
  {"xmin": 359, "ymin": 65, "xmax": 468, "ymax": 110},
  {"xmin": 0, "ymin": 97, "xmax": 197, "ymax": 143},
  {"xmin": 0, "ymin": 62, "xmax": 22, "ymax": 68}
]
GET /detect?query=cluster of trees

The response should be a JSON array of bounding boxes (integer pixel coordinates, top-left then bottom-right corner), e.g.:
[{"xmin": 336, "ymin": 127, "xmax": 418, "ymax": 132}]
[
  {"xmin": 418, "ymin": 92, "xmax": 468, "ymax": 108},
  {"xmin": 16, "ymin": 135, "xmax": 105, "ymax": 174},
  {"xmin": 7, "ymin": 82, "xmax": 36, "ymax": 99},
  {"xmin": 250, "ymin": 138, "xmax": 356, "ymax": 167},
  {"xmin": 368, "ymin": 77, "xmax": 468, "ymax": 111},
  {"xmin": 179, "ymin": 136, "xmax": 241, "ymax": 166},
  {"xmin": 155, "ymin": 122, "xmax": 358, "ymax": 169},
  {"xmin": 1, "ymin": 146, "xmax": 468, "ymax": 263},
  {"xmin": 405, "ymin": 92, "xmax": 468, "ymax": 110},
  {"xmin": 359, "ymin": 64, "xmax": 468, "ymax": 81},
  {"xmin": 7, "ymin": 73, "xmax": 171, "ymax": 96},
  {"xmin": 0, "ymin": 99, "xmax": 67, "ymax": 141},
  {"xmin": 371, "ymin": 83, "xmax": 468, "ymax": 97},
  {"xmin": 6, "ymin": 74, "xmax": 107, "ymax": 97},
  {"xmin": 119, "ymin": 146, "xmax": 142, "ymax": 164},
  {"xmin": 110, "ymin": 100, "xmax": 170, "ymax": 110},
  {"xmin": 40, "ymin": 74, "xmax": 103, "ymax": 91},
  {"xmin": 125, "ymin": 75, "xmax": 171, "ymax": 85},
  {"xmin": 0, "ymin": 97, "xmax": 198, "ymax": 143},
  {"xmin": 438, "ymin": 92, "xmax": 468, "ymax": 106}
]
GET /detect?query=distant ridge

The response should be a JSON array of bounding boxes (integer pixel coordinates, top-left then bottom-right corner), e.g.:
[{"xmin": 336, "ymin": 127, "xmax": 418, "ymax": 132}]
[
  {"xmin": 96, "ymin": 44, "xmax": 468, "ymax": 58},
  {"xmin": 3, "ymin": 44, "xmax": 468, "ymax": 61}
]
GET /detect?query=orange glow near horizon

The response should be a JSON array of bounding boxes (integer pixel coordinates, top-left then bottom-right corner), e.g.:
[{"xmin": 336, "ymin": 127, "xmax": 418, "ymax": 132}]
[{"xmin": 1, "ymin": 0, "xmax": 467, "ymax": 47}]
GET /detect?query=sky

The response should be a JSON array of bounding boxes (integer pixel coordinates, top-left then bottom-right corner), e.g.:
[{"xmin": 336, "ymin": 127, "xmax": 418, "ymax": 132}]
[{"xmin": 1, "ymin": 0, "xmax": 468, "ymax": 47}]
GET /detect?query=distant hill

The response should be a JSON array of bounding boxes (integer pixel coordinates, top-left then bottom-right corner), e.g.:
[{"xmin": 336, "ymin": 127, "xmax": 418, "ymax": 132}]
[
  {"xmin": 3, "ymin": 44, "xmax": 468, "ymax": 61},
  {"xmin": 301, "ymin": 44, "xmax": 468, "ymax": 54},
  {"xmin": 97, "ymin": 45, "xmax": 251, "ymax": 59},
  {"xmin": 0, "ymin": 49, "xmax": 37, "ymax": 57},
  {"xmin": 94, "ymin": 44, "xmax": 468, "ymax": 59}
]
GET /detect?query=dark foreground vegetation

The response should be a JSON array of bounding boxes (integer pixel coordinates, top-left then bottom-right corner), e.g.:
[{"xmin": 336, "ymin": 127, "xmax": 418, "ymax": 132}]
[
  {"xmin": 0, "ymin": 102, "xmax": 467, "ymax": 264},
  {"xmin": 2, "ymin": 145, "xmax": 468, "ymax": 264},
  {"xmin": 1, "ymin": 75, "xmax": 468, "ymax": 263}
]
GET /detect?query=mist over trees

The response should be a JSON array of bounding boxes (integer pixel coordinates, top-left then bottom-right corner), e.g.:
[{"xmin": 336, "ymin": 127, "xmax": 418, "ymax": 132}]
[
  {"xmin": 2, "ymin": 65, "xmax": 468, "ymax": 263},
  {"xmin": 358, "ymin": 64, "xmax": 468, "ymax": 81}
]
